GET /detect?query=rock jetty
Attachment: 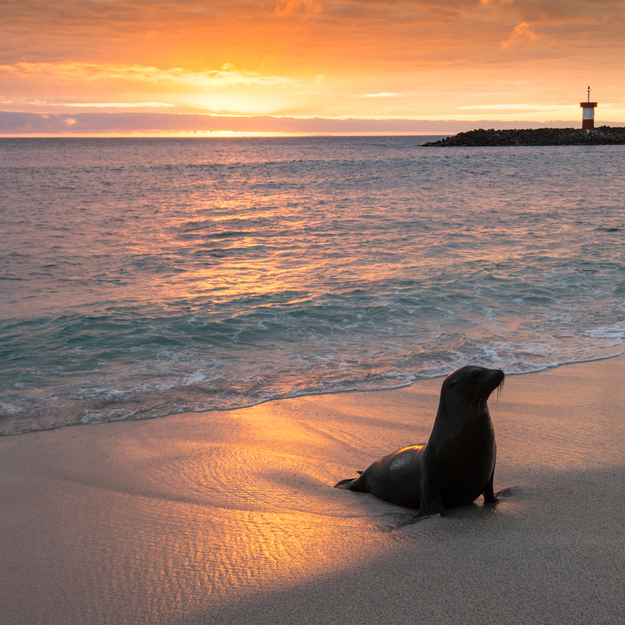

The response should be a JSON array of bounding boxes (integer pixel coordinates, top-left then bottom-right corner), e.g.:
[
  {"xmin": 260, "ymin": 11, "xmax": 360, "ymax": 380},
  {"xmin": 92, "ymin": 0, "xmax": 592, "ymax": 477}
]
[{"xmin": 423, "ymin": 126, "xmax": 625, "ymax": 147}]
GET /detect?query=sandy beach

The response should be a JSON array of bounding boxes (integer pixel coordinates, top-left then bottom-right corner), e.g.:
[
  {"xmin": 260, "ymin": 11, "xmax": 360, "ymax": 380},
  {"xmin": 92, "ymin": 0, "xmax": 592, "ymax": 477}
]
[{"xmin": 2, "ymin": 355, "xmax": 625, "ymax": 625}]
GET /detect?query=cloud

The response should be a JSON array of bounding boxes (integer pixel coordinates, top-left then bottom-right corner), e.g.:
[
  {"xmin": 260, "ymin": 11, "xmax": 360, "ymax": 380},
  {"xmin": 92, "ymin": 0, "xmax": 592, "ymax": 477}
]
[
  {"xmin": 363, "ymin": 92, "xmax": 396, "ymax": 98},
  {"xmin": 2, "ymin": 1, "xmax": 624, "ymax": 80},
  {"xmin": 0, "ymin": 62, "xmax": 293, "ymax": 91},
  {"xmin": 275, "ymin": 0, "xmax": 321, "ymax": 15},
  {"xmin": 481, "ymin": 0, "xmax": 625, "ymax": 22},
  {"xmin": 458, "ymin": 103, "xmax": 566, "ymax": 111},
  {"xmin": 56, "ymin": 102, "xmax": 175, "ymax": 108},
  {"xmin": 501, "ymin": 22, "xmax": 539, "ymax": 48},
  {"xmin": 4, "ymin": 1, "xmax": 624, "ymax": 41}
]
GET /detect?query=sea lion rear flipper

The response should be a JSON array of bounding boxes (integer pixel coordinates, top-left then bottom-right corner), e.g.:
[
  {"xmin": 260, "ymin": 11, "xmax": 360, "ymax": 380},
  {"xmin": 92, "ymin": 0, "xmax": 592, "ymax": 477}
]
[{"xmin": 334, "ymin": 478, "xmax": 356, "ymax": 489}]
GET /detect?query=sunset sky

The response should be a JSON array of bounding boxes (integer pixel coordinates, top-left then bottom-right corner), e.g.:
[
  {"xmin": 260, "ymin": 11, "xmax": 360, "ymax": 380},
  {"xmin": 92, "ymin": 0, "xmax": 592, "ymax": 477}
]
[{"xmin": 1, "ymin": 0, "xmax": 625, "ymax": 135}]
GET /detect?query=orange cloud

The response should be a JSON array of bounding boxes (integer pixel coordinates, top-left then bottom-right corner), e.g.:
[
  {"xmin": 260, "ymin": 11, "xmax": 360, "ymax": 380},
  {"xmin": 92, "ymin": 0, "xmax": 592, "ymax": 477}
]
[
  {"xmin": 0, "ymin": 62, "xmax": 293, "ymax": 90},
  {"xmin": 2, "ymin": 2, "xmax": 623, "ymax": 73},
  {"xmin": 0, "ymin": 61, "xmax": 307, "ymax": 116},
  {"xmin": 501, "ymin": 21, "xmax": 540, "ymax": 48},
  {"xmin": 275, "ymin": 0, "xmax": 322, "ymax": 15}
]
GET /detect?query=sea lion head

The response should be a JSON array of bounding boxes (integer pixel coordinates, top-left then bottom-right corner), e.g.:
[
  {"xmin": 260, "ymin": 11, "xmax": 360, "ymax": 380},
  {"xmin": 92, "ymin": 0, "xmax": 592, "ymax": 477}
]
[{"xmin": 441, "ymin": 365, "xmax": 505, "ymax": 417}]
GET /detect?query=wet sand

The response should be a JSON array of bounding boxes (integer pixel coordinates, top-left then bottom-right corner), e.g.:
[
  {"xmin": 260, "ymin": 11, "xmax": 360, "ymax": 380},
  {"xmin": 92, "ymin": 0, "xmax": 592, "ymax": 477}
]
[{"xmin": 2, "ymin": 356, "xmax": 625, "ymax": 624}]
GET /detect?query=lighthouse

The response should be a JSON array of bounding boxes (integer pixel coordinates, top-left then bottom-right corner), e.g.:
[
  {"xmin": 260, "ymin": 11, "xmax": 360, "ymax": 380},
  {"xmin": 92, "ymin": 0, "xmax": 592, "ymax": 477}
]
[{"xmin": 580, "ymin": 86, "xmax": 597, "ymax": 130}]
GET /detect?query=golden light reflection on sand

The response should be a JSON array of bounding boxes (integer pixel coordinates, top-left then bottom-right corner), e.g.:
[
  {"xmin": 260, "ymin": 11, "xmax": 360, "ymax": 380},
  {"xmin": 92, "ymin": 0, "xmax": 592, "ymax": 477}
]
[
  {"xmin": 6, "ymin": 357, "xmax": 625, "ymax": 623},
  {"xmin": 91, "ymin": 401, "xmax": 417, "ymax": 603}
]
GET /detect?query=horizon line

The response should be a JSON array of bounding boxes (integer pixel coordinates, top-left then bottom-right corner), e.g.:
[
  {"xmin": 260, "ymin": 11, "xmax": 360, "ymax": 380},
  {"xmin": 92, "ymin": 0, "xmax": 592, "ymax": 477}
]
[{"xmin": 1, "ymin": 110, "xmax": 624, "ymax": 138}]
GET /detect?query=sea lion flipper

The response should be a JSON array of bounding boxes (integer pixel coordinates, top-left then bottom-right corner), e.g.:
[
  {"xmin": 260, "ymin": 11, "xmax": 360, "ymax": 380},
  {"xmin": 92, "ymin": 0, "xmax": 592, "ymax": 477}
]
[
  {"xmin": 415, "ymin": 480, "xmax": 444, "ymax": 518},
  {"xmin": 334, "ymin": 478, "xmax": 356, "ymax": 489},
  {"xmin": 483, "ymin": 469, "xmax": 498, "ymax": 504},
  {"xmin": 495, "ymin": 486, "xmax": 517, "ymax": 498},
  {"xmin": 419, "ymin": 499, "xmax": 444, "ymax": 517},
  {"xmin": 393, "ymin": 497, "xmax": 443, "ymax": 530},
  {"xmin": 393, "ymin": 510, "xmax": 440, "ymax": 530}
]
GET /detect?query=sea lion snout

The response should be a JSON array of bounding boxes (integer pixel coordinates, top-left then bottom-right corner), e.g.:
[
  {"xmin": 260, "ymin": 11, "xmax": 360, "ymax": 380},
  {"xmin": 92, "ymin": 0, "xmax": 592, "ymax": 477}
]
[{"xmin": 484, "ymin": 368, "xmax": 505, "ymax": 395}]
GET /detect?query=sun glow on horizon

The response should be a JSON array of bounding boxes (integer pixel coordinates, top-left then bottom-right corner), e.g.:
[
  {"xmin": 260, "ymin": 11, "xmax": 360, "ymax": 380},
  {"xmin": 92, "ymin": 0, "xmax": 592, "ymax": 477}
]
[{"xmin": 1, "ymin": 1, "xmax": 624, "ymax": 134}]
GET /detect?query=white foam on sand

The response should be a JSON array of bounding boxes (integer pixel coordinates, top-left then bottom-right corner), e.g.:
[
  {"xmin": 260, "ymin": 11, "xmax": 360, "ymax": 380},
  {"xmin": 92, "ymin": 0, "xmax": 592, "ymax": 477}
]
[{"xmin": 1, "ymin": 356, "xmax": 625, "ymax": 624}]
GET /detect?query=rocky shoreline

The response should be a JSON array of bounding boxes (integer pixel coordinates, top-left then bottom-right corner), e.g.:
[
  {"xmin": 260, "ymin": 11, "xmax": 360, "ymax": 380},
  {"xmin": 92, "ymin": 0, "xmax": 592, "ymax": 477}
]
[{"xmin": 423, "ymin": 126, "xmax": 625, "ymax": 147}]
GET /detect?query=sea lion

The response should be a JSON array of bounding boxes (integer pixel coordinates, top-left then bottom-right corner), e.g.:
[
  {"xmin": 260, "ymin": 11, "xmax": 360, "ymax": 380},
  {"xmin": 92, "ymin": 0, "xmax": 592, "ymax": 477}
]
[{"xmin": 335, "ymin": 365, "xmax": 505, "ymax": 524}]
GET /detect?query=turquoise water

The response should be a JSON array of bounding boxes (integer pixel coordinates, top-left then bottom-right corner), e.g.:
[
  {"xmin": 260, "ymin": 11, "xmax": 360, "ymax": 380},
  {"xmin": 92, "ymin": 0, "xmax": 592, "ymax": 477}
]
[{"xmin": 2, "ymin": 137, "xmax": 625, "ymax": 434}]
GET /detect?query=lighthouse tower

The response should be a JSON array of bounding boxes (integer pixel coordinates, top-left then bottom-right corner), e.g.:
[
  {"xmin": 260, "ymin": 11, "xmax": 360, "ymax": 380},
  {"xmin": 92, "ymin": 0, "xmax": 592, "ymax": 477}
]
[{"xmin": 580, "ymin": 86, "xmax": 597, "ymax": 130}]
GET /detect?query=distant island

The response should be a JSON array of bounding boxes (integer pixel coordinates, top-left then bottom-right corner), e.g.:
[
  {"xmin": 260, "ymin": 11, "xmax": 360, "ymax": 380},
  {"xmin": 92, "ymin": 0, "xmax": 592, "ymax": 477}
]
[{"xmin": 423, "ymin": 126, "xmax": 625, "ymax": 147}]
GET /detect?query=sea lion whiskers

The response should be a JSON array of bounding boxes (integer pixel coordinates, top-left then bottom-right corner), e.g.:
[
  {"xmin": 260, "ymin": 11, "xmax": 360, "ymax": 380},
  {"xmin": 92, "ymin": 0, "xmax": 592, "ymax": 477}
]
[
  {"xmin": 494, "ymin": 375, "xmax": 504, "ymax": 398},
  {"xmin": 466, "ymin": 369, "xmax": 504, "ymax": 410}
]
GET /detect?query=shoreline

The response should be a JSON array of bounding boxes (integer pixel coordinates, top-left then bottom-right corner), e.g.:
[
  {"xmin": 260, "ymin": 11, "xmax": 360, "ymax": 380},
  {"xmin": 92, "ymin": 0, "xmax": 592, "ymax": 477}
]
[
  {"xmin": 5, "ymin": 348, "xmax": 625, "ymax": 437},
  {"xmin": 2, "ymin": 355, "xmax": 625, "ymax": 623}
]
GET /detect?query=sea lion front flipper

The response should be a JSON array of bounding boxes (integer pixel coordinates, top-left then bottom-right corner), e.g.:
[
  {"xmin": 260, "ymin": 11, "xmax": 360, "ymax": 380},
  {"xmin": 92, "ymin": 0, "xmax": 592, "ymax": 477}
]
[
  {"xmin": 418, "ymin": 497, "xmax": 444, "ymax": 518},
  {"xmin": 393, "ymin": 511, "xmax": 440, "ymax": 530},
  {"xmin": 418, "ymin": 467, "xmax": 445, "ymax": 514},
  {"xmin": 483, "ymin": 469, "xmax": 498, "ymax": 504},
  {"xmin": 495, "ymin": 486, "xmax": 517, "ymax": 498},
  {"xmin": 393, "ymin": 497, "xmax": 444, "ymax": 529}
]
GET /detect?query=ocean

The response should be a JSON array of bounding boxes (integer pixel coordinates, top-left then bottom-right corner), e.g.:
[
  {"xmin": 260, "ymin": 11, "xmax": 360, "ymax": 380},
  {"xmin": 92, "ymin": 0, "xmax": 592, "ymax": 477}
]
[{"xmin": 1, "ymin": 136, "xmax": 625, "ymax": 435}]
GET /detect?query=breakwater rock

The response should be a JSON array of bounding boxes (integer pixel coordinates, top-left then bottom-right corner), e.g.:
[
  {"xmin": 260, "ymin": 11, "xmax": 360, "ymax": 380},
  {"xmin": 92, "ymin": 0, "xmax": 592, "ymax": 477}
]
[{"xmin": 423, "ymin": 126, "xmax": 625, "ymax": 147}]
